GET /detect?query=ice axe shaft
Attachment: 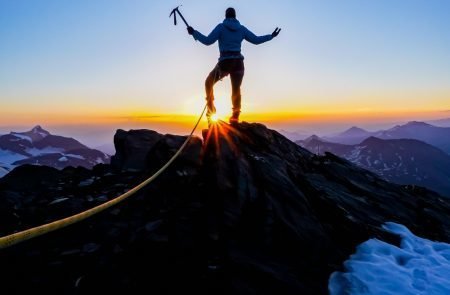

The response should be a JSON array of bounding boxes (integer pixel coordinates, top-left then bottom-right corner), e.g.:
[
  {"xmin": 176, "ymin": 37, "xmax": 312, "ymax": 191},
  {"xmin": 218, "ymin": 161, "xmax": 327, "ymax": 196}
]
[
  {"xmin": 170, "ymin": 6, "xmax": 190, "ymax": 27},
  {"xmin": 176, "ymin": 9, "xmax": 189, "ymax": 27}
]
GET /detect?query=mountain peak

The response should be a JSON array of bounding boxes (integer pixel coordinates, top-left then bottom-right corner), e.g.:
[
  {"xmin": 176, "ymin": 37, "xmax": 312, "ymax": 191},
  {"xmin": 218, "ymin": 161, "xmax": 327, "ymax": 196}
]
[
  {"xmin": 347, "ymin": 126, "xmax": 367, "ymax": 132},
  {"xmin": 304, "ymin": 134, "xmax": 324, "ymax": 143},
  {"xmin": 404, "ymin": 121, "xmax": 432, "ymax": 128},
  {"xmin": 340, "ymin": 126, "xmax": 369, "ymax": 136},
  {"xmin": 0, "ymin": 125, "xmax": 108, "ymax": 174},
  {"xmin": 31, "ymin": 125, "xmax": 50, "ymax": 135}
]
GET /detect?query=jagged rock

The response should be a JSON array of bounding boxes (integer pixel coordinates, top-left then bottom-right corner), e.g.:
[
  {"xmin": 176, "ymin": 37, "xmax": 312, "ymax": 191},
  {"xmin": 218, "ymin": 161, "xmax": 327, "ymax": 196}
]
[
  {"xmin": 111, "ymin": 128, "xmax": 203, "ymax": 175},
  {"xmin": 1, "ymin": 122, "xmax": 450, "ymax": 295},
  {"xmin": 146, "ymin": 134, "xmax": 202, "ymax": 174},
  {"xmin": 111, "ymin": 129, "xmax": 163, "ymax": 171},
  {"xmin": 201, "ymin": 122, "xmax": 450, "ymax": 293},
  {"xmin": 0, "ymin": 164, "xmax": 61, "ymax": 191}
]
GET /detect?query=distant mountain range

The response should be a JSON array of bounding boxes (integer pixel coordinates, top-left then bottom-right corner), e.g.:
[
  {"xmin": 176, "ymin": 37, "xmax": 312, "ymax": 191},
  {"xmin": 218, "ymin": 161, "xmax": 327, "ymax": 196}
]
[
  {"xmin": 94, "ymin": 143, "xmax": 116, "ymax": 155},
  {"xmin": 0, "ymin": 125, "xmax": 110, "ymax": 177},
  {"xmin": 324, "ymin": 121, "xmax": 450, "ymax": 153},
  {"xmin": 427, "ymin": 117, "xmax": 450, "ymax": 127},
  {"xmin": 278, "ymin": 129, "xmax": 310, "ymax": 141},
  {"xmin": 297, "ymin": 135, "xmax": 450, "ymax": 196}
]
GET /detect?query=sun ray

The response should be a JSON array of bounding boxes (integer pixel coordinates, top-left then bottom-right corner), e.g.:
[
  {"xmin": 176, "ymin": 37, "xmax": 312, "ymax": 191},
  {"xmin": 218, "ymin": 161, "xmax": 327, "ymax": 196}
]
[{"xmin": 210, "ymin": 113, "xmax": 219, "ymax": 123}]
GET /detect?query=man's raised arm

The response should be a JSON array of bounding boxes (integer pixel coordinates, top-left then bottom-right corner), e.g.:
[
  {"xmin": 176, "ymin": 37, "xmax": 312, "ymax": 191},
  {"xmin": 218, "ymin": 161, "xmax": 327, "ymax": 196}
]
[
  {"xmin": 244, "ymin": 26, "xmax": 281, "ymax": 45},
  {"xmin": 188, "ymin": 25, "xmax": 221, "ymax": 46}
]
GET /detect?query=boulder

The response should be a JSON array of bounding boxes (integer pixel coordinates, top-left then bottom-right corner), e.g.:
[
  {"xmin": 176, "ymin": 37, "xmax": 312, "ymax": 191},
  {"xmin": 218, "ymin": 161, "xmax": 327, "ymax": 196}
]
[{"xmin": 111, "ymin": 129, "xmax": 163, "ymax": 171}]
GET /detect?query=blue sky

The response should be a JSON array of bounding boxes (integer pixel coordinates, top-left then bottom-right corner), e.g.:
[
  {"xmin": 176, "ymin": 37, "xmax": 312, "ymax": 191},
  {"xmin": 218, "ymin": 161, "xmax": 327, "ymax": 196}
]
[{"xmin": 1, "ymin": 0, "xmax": 449, "ymax": 141}]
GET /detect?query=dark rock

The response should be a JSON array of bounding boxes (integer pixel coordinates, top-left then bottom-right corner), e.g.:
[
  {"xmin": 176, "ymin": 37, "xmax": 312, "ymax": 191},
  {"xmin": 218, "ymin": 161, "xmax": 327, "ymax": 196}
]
[
  {"xmin": 82, "ymin": 243, "xmax": 100, "ymax": 253},
  {"xmin": 60, "ymin": 249, "xmax": 81, "ymax": 256},
  {"xmin": 96, "ymin": 195, "xmax": 108, "ymax": 202},
  {"xmin": 110, "ymin": 208, "xmax": 121, "ymax": 216},
  {"xmin": 111, "ymin": 129, "xmax": 163, "ymax": 171},
  {"xmin": 1, "ymin": 121, "xmax": 450, "ymax": 295},
  {"xmin": 145, "ymin": 220, "xmax": 163, "ymax": 232},
  {"xmin": 146, "ymin": 134, "xmax": 202, "ymax": 174},
  {"xmin": 0, "ymin": 165, "xmax": 61, "ymax": 191},
  {"xmin": 110, "ymin": 128, "xmax": 202, "ymax": 175}
]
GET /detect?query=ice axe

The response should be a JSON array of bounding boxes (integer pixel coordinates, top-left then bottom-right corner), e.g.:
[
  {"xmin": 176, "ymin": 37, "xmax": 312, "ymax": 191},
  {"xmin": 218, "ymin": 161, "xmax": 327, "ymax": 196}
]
[{"xmin": 169, "ymin": 6, "xmax": 190, "ymax": 27}]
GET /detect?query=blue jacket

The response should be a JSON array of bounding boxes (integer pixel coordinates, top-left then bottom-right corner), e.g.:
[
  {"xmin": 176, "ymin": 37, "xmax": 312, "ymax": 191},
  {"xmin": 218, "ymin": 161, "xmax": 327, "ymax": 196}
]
[{"xmin": 192, "ymin": 18, "xmax": 273, "ymax": 61}]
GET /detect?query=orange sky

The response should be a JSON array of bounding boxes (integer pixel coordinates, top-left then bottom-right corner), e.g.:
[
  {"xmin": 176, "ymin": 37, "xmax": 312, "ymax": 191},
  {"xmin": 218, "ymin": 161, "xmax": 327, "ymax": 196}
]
[{"xmin": 1, "ymin": 1, "xmax": 450, "ymax": 140}]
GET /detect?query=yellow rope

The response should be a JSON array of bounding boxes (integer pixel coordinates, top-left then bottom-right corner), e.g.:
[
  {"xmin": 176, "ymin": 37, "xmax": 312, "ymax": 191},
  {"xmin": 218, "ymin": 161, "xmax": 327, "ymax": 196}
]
[{"xmin": 0, "ymin": 105, "xmax": 207, "ymax": 250}]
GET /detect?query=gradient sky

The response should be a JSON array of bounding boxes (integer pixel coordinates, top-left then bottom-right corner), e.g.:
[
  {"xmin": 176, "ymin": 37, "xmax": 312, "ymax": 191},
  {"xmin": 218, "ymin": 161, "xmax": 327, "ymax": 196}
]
[{"xmin": 1, "ymin": 0, "xmax": 450, "ymax": 144}]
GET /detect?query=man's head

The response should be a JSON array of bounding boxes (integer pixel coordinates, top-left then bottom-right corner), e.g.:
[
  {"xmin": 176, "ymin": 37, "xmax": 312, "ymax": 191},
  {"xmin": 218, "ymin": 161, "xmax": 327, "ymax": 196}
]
[{"xmin": 225, "ymin": 7, "xmax": 236, "ymax": 19}]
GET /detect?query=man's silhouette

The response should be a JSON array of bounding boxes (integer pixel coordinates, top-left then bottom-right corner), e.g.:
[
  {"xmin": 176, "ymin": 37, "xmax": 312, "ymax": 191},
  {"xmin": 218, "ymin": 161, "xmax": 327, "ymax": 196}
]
[{"xmin": 188, "ymin": 7, "xmax": 280, "ymax": 125}]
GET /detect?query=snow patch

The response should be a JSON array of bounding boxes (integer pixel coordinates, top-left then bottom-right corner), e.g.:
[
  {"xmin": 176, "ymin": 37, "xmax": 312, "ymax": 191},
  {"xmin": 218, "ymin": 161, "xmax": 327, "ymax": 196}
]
[
  {"xmin": 11, "ymin": 133, "xmax": 32, "ymax": 142},
  {"xmin": 32, "ymin": 126, "xmax": 49, "ymax": 138},
  {"xmin": 79, "ymin": 177, "xmax": 95, "ymax": 187},
  {"xmin": 365, "ymin": 156, "xmax": 371, "ymax": 167},
  {"xmin": 0, "ymin": 166, "xmax": 9, "ymax": 178},
  {"xmin": 0, "ymin": 149, "xmax": 27, "ymax": 167},
  {"xmin": 64, "ymin": 153, "xmax": 85, "ymax": 160},
  {"xmin": 329, "ymin": 222, "xmax": 450, "ymax": 295},
  {"xmin": 49, "ymin": 197, "xmax": 69, "ymax": 205},
  {"xmin": 26, "ymin": 147, "xmax": 64, "ymax": 156},
  {"xmin": 347, "ymin": 146, "xmax": 365, "ymax": 162}
]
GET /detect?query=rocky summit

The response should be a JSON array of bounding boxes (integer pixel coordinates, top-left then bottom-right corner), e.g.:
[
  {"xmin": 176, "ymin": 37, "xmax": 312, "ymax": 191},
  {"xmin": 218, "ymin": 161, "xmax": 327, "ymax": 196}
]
[{"xmin": 1, "ymin": 122, "xmax": 450, "ymax": 294}]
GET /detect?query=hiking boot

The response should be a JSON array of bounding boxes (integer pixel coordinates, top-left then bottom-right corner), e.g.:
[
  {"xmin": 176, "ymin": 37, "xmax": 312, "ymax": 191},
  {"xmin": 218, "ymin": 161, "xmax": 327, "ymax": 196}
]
[
  {"xmin": 229, "ymin": 117, "xmax": 239, "ymax": 126},
  {"xmin": 229, "ymin": 110, "xmax": 240, "ymax": 126}
]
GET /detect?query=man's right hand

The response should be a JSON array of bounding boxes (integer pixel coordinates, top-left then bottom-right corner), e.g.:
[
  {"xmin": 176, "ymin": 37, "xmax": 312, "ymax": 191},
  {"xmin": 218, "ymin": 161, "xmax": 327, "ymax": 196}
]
[
  {"xmin": 272, "ymin": 27, "xmax": 281, "ymax": 38},
  {"xmin": 187, "ymin": 26, "xmax": 194, "ymax": 35}
]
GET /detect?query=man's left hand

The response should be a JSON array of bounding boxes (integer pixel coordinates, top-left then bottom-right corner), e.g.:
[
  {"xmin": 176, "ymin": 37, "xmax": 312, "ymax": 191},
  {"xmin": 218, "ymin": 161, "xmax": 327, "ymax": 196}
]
[{"xmin": 272, "ymin": 27, "xmax": 281, "ymax": 37}]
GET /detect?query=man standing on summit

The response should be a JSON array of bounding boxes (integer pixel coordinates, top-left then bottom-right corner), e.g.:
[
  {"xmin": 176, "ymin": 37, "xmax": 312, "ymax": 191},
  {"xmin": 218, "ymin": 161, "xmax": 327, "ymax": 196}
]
[{"xmin": 187, "ymin": 7, "xmax": 281, "ymax": 125}]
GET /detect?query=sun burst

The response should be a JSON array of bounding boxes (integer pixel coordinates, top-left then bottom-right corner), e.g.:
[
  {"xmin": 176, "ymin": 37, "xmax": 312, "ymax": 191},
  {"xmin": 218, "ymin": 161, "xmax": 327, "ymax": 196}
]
[{"xmin": 210, "ymin": 113, "xmax": 219, "ymax": 123}]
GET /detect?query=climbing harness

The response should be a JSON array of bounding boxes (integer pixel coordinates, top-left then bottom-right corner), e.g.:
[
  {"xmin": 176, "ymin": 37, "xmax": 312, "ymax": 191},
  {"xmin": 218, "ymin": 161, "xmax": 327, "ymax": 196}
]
[{"xmin": 0, "ymin": 105, "xmax": 207, "ymax": 250}]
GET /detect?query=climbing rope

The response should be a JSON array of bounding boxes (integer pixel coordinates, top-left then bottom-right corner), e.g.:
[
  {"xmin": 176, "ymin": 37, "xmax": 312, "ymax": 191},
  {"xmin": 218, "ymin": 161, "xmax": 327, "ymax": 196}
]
[{"xmin": 0, "ymin": 104, "xmax": 207, "ymax": 250}]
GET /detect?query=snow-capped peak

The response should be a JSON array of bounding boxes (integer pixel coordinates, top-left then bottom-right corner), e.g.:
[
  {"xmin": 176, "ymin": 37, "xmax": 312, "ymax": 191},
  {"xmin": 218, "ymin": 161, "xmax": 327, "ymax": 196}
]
[
  {"xmin": 32, "ymin": 125, "xmax": 43, "ymax": 132},
  {"xmin": 31, "ymin": 125, "xmax": 50, "ymax": 137},
  {"xmin": 8, "ymin": 125, "xmax": 50, "ymax": 143}
]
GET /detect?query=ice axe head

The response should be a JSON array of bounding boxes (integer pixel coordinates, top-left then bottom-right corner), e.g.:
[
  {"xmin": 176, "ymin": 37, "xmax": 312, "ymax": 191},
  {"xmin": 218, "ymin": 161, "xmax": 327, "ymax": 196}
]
[{"xmin": 169, "ymin": 6, "xmax": 180, "ymax": 26}]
